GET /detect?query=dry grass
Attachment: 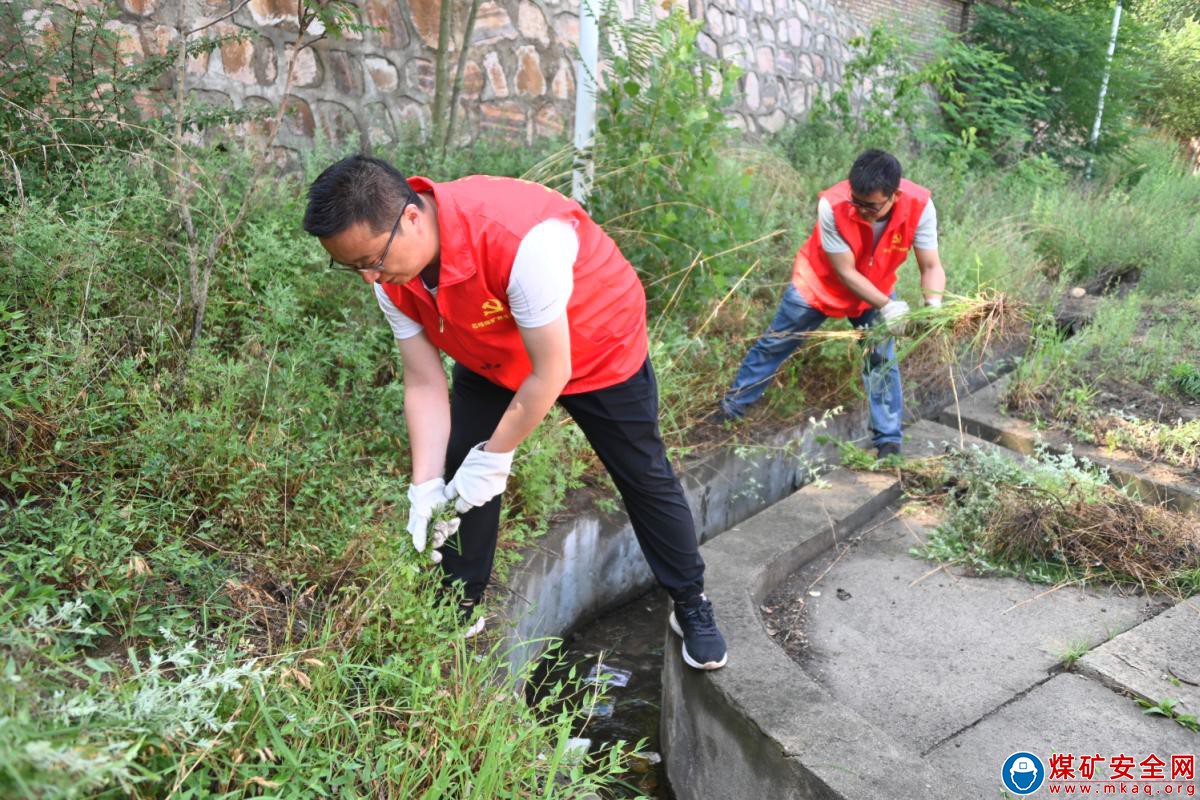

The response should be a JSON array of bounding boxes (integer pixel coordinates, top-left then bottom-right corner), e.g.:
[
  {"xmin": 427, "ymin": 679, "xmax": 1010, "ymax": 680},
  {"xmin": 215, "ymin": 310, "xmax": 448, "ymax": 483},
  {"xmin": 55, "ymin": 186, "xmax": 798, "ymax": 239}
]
[{"xmin": 985, "ymin": 484, "xmax": 1200, "ymax": 593}]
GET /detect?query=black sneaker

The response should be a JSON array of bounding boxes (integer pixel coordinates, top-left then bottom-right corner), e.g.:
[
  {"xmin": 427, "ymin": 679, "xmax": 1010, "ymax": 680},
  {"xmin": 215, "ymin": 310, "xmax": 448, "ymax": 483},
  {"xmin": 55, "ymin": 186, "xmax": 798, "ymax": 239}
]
[
  {"xmin": 668, "ymin": 594, "xmax": 728, "ymax": 670},
  {"xmin": 458, "ymin": 598, "xmax": 486, "ymax": 638},
  {"xmin": 876, "ymin": 442, "xmax": 901, "ymax": 459},
  {"xmin": 703, "ymin": 404, "xmax": 742, "ymax": 426}
]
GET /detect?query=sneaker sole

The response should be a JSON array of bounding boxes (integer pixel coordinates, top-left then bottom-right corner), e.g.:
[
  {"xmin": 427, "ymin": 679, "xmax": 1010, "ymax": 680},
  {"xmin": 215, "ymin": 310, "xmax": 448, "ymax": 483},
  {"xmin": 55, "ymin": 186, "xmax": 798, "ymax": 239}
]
[
  {"xmin": 463, "ymin": 615, "xmax": 486, "ymax": 638},
  {"xmin": 668, "ymin": 611, "xmax": 728, "ymax": 670}
]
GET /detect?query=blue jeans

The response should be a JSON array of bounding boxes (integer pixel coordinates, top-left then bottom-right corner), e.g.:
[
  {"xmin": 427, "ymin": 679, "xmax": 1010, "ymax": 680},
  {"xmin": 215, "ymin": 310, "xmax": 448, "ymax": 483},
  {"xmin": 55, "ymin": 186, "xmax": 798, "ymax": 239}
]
[{"xmin": 719, "ymin": 284, "xmax": 903, "ymax": 446}]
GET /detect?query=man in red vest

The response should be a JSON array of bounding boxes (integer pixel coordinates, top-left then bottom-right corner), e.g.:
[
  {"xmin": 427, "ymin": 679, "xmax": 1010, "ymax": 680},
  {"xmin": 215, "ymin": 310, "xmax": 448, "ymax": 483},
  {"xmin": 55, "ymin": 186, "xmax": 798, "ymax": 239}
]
[
  {"xmin": 712, "ymin": 150, "xmax": 946, "ymax": 457},
  {"xmin": 303, "ymin": 155, "xmax": 726, "ymax": 670}
]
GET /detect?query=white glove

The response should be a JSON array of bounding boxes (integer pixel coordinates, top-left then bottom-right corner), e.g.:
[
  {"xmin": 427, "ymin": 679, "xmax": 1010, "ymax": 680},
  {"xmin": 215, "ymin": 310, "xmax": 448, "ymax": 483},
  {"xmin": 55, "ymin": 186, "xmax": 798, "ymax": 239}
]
[
  {"xmin": 444, "ymin": 442, "xmax": 515, "ymax": 514},
  {"xmin": 925, "ymin": 295, "xmax": 943, "ymax": 309},
  {"xmin": 406, "ymin": 478, "xmax": 447, "ymax": 553},
  {"xmin": 879, "ymin": 299, "xmax": 911, "ymax": 335}
]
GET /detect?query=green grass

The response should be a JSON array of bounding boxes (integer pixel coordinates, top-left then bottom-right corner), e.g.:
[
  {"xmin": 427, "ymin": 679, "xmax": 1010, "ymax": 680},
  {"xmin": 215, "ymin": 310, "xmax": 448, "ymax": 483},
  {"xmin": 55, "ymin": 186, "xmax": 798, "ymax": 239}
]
[{"xmin": 1006, "ymin": 293, "xmax": 1200, "ymax": 470}]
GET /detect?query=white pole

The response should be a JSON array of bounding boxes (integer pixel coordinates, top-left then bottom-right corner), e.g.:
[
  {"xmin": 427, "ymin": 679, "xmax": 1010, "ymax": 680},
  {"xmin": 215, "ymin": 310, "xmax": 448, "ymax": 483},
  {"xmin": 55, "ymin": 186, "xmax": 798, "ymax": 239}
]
[
  {"xmin": 572, "ymin": 0, "xmax": 599, "ymax": 203},
  {"xmin": 1086, "ymin": 0, "xmax": 1122, "ymax": 180}
]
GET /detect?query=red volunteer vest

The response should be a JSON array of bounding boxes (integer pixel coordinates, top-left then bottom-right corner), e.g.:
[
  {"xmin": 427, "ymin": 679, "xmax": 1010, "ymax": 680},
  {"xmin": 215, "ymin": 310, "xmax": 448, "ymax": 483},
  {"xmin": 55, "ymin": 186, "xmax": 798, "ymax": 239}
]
[
  {"xmin": 793, "ymin": 178, "xmax": 931, "ymax": 318},
  {"xmin": 379, "ymin": 176, "xmax": 648, "ymax": 394}
]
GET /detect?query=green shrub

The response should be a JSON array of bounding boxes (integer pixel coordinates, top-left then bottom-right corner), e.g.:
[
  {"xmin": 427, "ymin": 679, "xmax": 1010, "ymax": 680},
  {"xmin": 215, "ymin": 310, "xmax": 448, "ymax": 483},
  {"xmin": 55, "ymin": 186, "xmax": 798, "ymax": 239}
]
[{"xmin": 968, "ymin": 0, "xmax": 1155, "ymax": 165}]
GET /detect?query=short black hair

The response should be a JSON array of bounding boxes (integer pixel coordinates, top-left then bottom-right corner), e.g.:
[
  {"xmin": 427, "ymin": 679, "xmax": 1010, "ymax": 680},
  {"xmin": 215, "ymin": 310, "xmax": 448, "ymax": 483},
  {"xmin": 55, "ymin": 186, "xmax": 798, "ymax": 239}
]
[
  {"xmin": 302, "ymin": 154, "xmax": 422, "ymax": 238},
  {"xmin": 848, "ymin": 149, "xmax": 902, "ymax": 197}
]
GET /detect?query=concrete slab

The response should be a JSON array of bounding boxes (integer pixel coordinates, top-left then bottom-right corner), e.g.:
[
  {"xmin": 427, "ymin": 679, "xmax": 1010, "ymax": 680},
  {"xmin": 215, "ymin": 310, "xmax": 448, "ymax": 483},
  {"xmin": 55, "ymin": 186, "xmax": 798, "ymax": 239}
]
[
  {"xmin": 796, "ymin": 510, "xmax": 1159, "ymax": 754},
  {"xmin": 941, "ymin": 379, "xmax": 1200, "ymax": 514},
  {"xmin": 1079, "ymin": 598, "xmax": 1200, "ymax": 716},
  {"xmin": 662, "ymin": 463, "xmax": 970, "ymax": 798},
  {"xmin": 927, "ymin": 673, "xmax": 1200, "ymax": 799}
]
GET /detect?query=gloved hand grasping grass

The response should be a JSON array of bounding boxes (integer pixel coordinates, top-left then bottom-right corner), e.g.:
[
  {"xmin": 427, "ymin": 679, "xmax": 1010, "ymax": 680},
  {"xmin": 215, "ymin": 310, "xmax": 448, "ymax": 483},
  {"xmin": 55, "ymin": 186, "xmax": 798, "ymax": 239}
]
[
  {"xmin": 406, "ymin": 478, "xmax": 461, "ymax": 565},
  {"xmin": 425, "ymin": 505, "xmax": 461, "ymax": 565}
]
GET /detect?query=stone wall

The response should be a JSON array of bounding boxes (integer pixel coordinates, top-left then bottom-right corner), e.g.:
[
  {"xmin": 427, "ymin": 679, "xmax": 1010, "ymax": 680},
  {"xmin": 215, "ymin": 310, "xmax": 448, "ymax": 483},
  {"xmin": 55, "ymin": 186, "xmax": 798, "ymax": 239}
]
[
  {"xmin": 26, "ymin": 0, "xmax": 967, "ymax": 151},
  {"xmin": 833, "ymin": 0, "xmax": 966, "ymax": 50}
]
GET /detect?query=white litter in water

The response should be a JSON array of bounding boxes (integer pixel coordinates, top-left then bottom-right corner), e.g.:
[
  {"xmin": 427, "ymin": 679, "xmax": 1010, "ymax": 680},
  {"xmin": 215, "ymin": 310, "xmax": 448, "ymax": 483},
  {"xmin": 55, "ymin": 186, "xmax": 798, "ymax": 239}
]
[
  {"xmin": 585, "ymin": 664, "xmax": 632, "ymax": 688},
  {"xmin": 808, "ymin": 590, "xmax": 821, "ymax": 597}
]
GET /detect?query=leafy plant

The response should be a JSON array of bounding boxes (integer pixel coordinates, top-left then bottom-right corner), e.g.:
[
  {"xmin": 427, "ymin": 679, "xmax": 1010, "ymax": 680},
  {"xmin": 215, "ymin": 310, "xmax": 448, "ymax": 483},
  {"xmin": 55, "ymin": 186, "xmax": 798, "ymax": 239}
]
[
  {"xmin": 1139, "ymin": 697, "xmax": 1200, "ymax": 732},
  {"xmin": 967, "ymin": 0, "xmax": 1155, "ymax": 165}
]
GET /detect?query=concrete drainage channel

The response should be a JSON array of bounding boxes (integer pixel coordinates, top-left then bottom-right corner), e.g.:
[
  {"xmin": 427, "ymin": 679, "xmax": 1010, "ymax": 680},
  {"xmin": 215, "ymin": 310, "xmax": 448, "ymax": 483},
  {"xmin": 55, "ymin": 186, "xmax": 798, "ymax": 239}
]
[
  {"xmin": 498, "ymin": 356, "xmax": 1016, "ymax": 797},
  {"xmin": 660, "ymin": 390, "xmax": 1199, "ymax": 799}
]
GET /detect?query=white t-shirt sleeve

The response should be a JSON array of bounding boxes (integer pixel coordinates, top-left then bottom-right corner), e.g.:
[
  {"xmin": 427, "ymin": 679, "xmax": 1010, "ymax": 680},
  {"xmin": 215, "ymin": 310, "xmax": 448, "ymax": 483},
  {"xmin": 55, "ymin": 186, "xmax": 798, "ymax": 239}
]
[
  {"xmin": 817, "ymin": 197, "xmax": 851, "ymax": 254},
  {"xmin": 913, "ymin": 200, "xmax": 938, "ymax": 250},
  {"xmin": 820, "ymin": 196, "xmax": 938, "ymax": 253},
  {"xmin": 373, "ymin": 282, "xmax": 424, "ymax": 340},
  {"xmin": 507, "ymin": 218, "xmax": 578, "ymax": 329}
]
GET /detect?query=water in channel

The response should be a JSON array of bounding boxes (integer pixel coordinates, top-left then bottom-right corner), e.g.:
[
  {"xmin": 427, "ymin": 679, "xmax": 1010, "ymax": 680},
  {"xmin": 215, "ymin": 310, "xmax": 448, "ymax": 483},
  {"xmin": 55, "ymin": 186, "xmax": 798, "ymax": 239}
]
[{"xmin": 529, "ymin": 587, "xmax": 675, "ymax": 799}]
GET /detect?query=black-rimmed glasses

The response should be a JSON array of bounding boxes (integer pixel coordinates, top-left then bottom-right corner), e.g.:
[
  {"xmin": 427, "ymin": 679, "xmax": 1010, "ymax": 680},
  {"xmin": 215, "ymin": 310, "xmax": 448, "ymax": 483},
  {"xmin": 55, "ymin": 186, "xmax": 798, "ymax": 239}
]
[
  {"xmin": 326, "ymin": 207, "xmax": 406, "ymax": 273},
  {"xmin": 849, "ymin": 193, "xmax": 893, "ymax": 214}
]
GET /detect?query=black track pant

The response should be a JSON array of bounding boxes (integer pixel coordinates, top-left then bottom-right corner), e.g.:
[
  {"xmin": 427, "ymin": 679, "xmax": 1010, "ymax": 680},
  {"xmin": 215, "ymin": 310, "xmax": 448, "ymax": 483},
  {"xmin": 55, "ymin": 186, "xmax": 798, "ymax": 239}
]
[{"xmin": 439, "ymin": 357, "xmax": 705, "ymax": 605}]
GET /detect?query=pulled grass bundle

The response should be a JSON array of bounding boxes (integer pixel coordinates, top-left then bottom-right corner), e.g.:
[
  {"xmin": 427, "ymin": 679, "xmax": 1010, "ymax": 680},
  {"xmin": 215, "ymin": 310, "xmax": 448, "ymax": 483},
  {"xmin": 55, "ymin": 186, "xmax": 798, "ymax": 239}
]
[
  {"xmin": 984, "ymin": 483, "xmax": 1200, "ymax": 594},
  {"xmin": 801, "ymin": 290, "xmax": 1029, "ymax": 356}
]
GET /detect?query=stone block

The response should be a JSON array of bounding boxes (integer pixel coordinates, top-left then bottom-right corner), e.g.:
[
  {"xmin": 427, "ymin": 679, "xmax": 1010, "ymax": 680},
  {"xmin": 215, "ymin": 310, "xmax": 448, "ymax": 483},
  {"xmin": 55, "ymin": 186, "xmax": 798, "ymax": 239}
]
[
  {"xmin": 462, "ymin": 59, "xmax": 485, "ymax": 99},
  {"xmin": 395, "ymin": 99, "xmax": 430, "ymax": 135},
  {"xmin": 742, "ymin": 70, "xmax": 759, "ymax": 109},
  {"xmin": 404, "ymin": 57, "xmax": 435, "ymax": 97},
  {"xmin": 549, "ymin": 58, "xmax": 573, "ymax": 100},
  {"xmin": 285, "ymin": 43, "xmax": 322, "ymax": 88},
  {"xmin": 797, "ymin": 52, "xmax": 813, "ymax": 78},
  {"xmin": 22, "ymin": 8, "xmax": 54, "ymax": 38},
  {"xmin": 103, "ymin": 20, "xmax": 143, "ymax": 66},
  {"xmin": 758, "ymin": 19, "xmax": 774, "ymax": 42},
  {"xmin": 364, "ymin": 100, "xmax": 397, "ymax": 144},
  {"xmin": 787, "ymin": 17, "xmax": 801, "ymax": 45},
  {"xmin": 235, "ymin": 95, "xmax": 273, "ymax": 140},
  {"xmin": 776, "ymin": 49, "xmax": 793, "ymax": 75},
  {"xmin": 248, "ymin": 0, "xmax": 296, "ymax": 27},
  {"xmin": 515, "ymin": 45, "xmax": 545, "ymax": 96},
  {"xmin": 187, "ymin": 49, "xmax": 210, "ymax": 77},
  {"xmin": 721, "ymin": 40, "xmax": 745, "ymax": 67},
  {"xmin": 483, "ymin": 50, "xmax": 509, "ymax": 98},
  {"xmin": 696, "ymin": 30, "xmax": 717, "ymax": 58},
  {"xmin": 755, "ymin": 45, "xmax": 773, "ymax": 72},
  {"xmin": 478, "ymin": 99, "xmax": 527, "ymax": 137},
  {"xmin": 215, "ymin": 24, "xmax": 255, "ymax": 83},
  {"xmin": 316, "ymin": 99, "xmax": 361, "ymax": 144},
  {"xmin": 518, "ymin": 0, "xmax": 550, "ymax": 44},
  {"xmin": 365, "ymin": 56, "xmax": 399, "ymax": 93},
  {"xmin": 705, "ymin": 5, "xmax": 724, "ymax": 36},
  {"xmin": 281, "ymin": 95, "xmax": 314, "ymax": 138},
  {"xmin": 254, "ymin": 37, "xmax": 276, "ymax": 85},
  {"xmin": 534, "ymin": 104, "xmax": 564, "ymax": 137},
  {"xmin": 141, "ymin": 24, "xmax": 176, "ymax": 57},
  {"xmin": 473, "ymin": 1, "xmax": 518, "ymax": 45},
  {"xmin": 408, "ymin": 0, "xmax": 442, "ymax": 48},
  {"xmin": 758, "ymin": 107, "xmax": 786, "ymax": 132},
  {"xmin": 554, "ymin": 13, "xmax": 578, "ymax": 45},
  {"xmin": 327, "ymin": 49, "xmax": 363, "ymax": 95},
  {"xmin": 120, "ymin": 0, "xmax": 156, "ymax": 17},
  {"xmin": 366, "ymin": 0, "xmax": 410, "ymax": 50}
]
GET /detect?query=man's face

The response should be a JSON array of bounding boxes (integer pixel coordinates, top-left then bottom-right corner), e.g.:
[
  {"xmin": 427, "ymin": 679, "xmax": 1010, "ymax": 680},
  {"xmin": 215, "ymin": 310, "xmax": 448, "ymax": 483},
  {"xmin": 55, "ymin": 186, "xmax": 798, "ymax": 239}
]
[
  {"xmin": 849, "ymin": 189, "xmax": 897, "ymax": 223},
  {"xmin": 320, "ymin": 203, "xmax": 436, "ymax": 285}
]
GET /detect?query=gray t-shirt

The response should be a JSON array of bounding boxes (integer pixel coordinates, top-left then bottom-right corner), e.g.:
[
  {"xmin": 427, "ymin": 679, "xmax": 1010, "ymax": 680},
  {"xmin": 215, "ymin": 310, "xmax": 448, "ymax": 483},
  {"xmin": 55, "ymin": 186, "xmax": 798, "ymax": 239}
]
[{"xmin": 817, "ymin": 198, "xmax": 938, "ymax": 255}]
